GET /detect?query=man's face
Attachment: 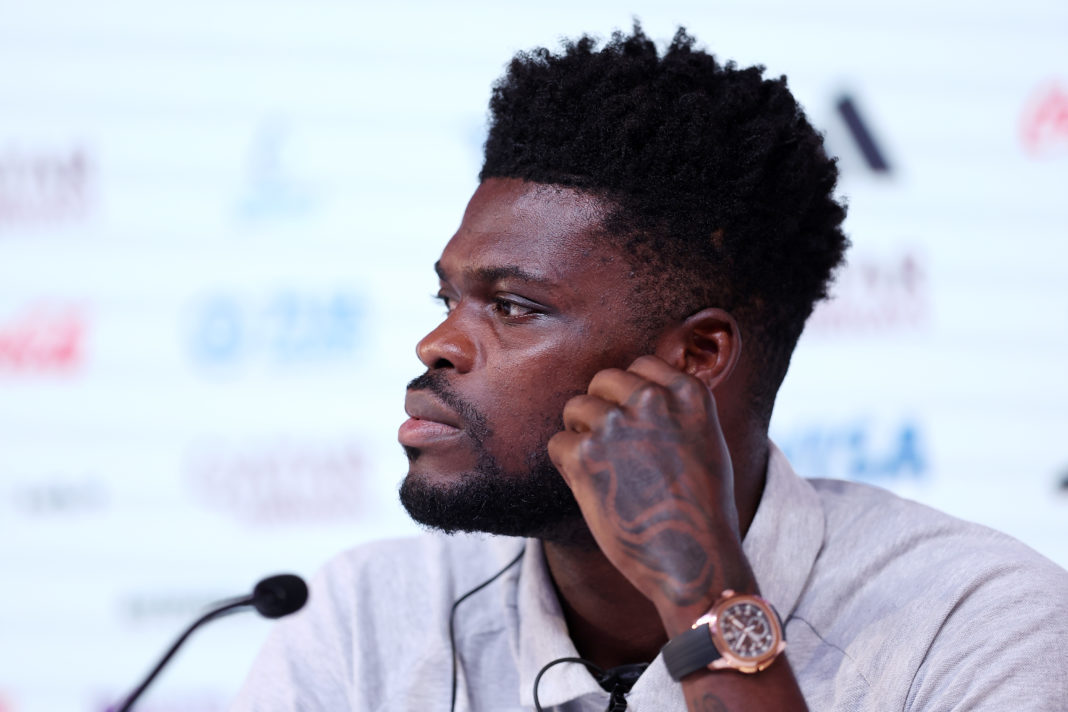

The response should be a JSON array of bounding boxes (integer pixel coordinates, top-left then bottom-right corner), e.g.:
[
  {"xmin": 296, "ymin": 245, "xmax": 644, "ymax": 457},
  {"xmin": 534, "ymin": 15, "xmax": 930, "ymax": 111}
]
[{"xmin": 398, "ymin": 178, "xmax": 656, "ymax": 542}]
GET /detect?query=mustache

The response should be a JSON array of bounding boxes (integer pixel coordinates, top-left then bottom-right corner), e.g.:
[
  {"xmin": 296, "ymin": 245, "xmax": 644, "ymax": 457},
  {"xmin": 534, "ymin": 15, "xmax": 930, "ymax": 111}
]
[{"xmin": 406, "ymin": 371, "xmax": 490, "ymax": 436}]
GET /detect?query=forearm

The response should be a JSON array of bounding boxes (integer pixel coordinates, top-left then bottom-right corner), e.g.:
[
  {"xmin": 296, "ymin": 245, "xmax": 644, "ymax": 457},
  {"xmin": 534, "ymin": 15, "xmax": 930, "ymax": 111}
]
[{"xmin": 680, "ymin": 656, "xmax": 808, "ymax": 712}]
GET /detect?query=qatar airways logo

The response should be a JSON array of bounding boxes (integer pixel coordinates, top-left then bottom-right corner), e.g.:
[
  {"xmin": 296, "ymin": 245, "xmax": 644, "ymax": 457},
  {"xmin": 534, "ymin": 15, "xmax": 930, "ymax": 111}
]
[
  {"xmin": 184, "ymin": 437, "xmax": 367, "ymax": 524},
  {"xmin": 0, "ymin": 145, "xmax": 93, "ymax": 224},
  {"xmin": 1020, "ymin": 82, "xmax": 1068, "ymax": 156},
  {"xmin": 0, "ymin": 303, "xmax": 86, "ymax": 372},
  {"xmin": 806, "ymin": 250, "xmax": 928, "ymax": 335}
]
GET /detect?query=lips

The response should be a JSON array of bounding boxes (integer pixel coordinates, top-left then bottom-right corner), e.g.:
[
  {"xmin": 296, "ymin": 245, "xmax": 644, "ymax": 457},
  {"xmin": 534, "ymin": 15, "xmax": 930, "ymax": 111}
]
[{"xmin": 399, "ymin": 390, "xmax": 464, "ymax": 448}]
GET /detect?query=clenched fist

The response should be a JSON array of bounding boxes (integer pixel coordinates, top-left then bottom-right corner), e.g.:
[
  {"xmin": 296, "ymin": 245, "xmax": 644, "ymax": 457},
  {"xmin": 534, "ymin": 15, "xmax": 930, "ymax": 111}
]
[{"xmin": 547, "ymin": 354, "xmax": 756, "ymax": 626}]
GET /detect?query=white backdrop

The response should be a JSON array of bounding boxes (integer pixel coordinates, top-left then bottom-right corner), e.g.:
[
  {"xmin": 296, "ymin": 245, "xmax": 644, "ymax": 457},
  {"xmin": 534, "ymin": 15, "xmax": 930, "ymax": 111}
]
[{"xmin": 1, "ymin": 1, "xmax": 1066, "ymax": 710}]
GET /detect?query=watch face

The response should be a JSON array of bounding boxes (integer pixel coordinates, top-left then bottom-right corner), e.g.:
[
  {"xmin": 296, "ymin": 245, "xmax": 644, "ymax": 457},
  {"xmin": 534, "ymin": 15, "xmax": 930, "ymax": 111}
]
[{"xmin": 717, "ymin": 599, "xmax": 777, "ymax": 660}]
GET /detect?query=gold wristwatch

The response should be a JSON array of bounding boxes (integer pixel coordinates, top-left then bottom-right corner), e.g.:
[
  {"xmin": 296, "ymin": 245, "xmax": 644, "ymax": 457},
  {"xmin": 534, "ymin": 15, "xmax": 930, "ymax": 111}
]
[{"xmin": 661, "ymin": 589, "xmax": 786, "ymax": 680}]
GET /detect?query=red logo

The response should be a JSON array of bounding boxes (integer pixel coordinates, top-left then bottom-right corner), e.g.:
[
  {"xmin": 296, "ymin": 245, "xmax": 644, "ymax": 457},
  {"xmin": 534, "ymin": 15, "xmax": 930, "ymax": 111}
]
[
  {"xmin": 0, "ymin": 303, "xmax": 86, "ymax": 371},
  {"xmin": 1021, "ymin": 83, "xmax": 1068, "ymax": 156},
  {"xmin": 807, "ymin": 250, "xmax": 928, "ymax": 335},
  {"xmin": 0, "ymin": 145, "xmax": 93, "ymax": 224}
]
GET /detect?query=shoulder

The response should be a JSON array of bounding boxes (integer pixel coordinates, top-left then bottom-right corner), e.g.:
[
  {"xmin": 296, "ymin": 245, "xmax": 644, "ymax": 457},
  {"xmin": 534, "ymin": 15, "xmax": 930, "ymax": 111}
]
[
  {"xmin": 807, "ymin": 477, "xmax": 1066, "ymax": 587},
  {"xmin": 299, "ymin": 532, "xmax": 526, "ymax": 644},
  {"xmin": 230, "ymin": 533, "xmax": 525, "ymax": 711},
  {"xmin": 315, "ymin": 532, "xmax": 523, "ymax": 602},
  {"xmin": 794, "ymin": 479, "xmax": 1068, "ymax": 710}
]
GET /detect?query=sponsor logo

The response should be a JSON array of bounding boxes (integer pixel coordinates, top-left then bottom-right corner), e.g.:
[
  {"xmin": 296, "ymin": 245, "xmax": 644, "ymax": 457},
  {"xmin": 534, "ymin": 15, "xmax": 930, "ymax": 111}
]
[
  {"xmin": 186, "ymin": 291, "xmax": 363, "ymax": 369},
  {"xmin": 807, "ymin": 249, "xmax": 928, "ymax": 335},
  {"xmin": 0, "ymin": 303, "xmax": 86, "ymax": 372},
  {"xmin": 834, "ymin": 94, "xmax": 892, "ymax": 173},
  {"xmin": 1020, "ymin": 82, "xmax": 1068, "ymax": 156},
  {"xmin": 774, "ymin": 417, "xmax": 928, "ymax": 483},
  {"xmin": 184, "ymin": 437, "xmax": 367, "ymax": 524},
  {"xmin": 118, "ymin": 591, "xmax": 229, "ymax": 625},
  {"xmin": 0, "ymin": 145, "xmax": 93, "ymax": 225},
  {"xmin": 10, "ymin": 476, "xmax": 108, "ymax": 515},
  {"xmin": 234, "ymin": 118, "xmax": 315, "ymax": 222}
]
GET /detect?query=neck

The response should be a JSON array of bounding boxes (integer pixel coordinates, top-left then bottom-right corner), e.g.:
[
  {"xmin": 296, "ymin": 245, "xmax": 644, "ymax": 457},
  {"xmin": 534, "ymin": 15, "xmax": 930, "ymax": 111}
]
[
  {"xmin": 543, "ymin": 434, "xmax": 769, "ymax": 669},
  {"xmin": 543, "ymin": 538, "xmax": 665, "ymax": 669}
]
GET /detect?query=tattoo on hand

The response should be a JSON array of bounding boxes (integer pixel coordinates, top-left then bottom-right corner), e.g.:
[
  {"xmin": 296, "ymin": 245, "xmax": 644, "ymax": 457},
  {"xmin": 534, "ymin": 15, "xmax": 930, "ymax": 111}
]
[
  {"xmin": 584, "ymin": 411, "xmax": 721, "ymax": 605},
  {"xmin": 695, "ymin": 693, "xmax": 728, "ymax": 712}
]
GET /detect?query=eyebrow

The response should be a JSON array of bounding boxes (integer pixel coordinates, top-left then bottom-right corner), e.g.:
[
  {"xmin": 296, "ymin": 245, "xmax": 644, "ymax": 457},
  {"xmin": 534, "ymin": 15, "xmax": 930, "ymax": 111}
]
[{"xmin": 434, "ymin": 260, "xmax": 555, "ymax": 286}]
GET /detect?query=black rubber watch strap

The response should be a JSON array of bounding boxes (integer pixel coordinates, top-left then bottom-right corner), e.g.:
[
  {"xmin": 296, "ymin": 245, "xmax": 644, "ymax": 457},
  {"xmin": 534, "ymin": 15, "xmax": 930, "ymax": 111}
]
[{"xmin": 661, "ymin": 623, "xmax": 720, "ymax": 681}]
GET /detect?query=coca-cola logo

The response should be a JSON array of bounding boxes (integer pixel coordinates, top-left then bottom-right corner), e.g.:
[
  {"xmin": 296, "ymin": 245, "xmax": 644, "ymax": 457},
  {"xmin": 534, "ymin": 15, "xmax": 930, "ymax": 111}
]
[
  {"xmin": 0, "ymin": 145, "xmax": 93, "ymax": 225},
  {"xmin": 807, "ymin": 250, "xmax": 927, "ymax": 335},
  {"xmin": 1020, "ymin": 82, "xmax": 1068, "ymax": 156},
  {"xmin": 0, "ymin": 303, "xmax": 86, "ymax": 372},
  {"xmin": 184, "ymin": 437, "xmax": 367, "ymax": 524}
]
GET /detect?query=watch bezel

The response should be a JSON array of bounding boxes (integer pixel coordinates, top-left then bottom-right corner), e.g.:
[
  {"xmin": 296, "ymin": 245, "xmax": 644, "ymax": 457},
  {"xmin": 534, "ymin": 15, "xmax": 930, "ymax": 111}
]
[{"xmin": 694, "ymin": 590, "xmax": 786, "ymax": 674}]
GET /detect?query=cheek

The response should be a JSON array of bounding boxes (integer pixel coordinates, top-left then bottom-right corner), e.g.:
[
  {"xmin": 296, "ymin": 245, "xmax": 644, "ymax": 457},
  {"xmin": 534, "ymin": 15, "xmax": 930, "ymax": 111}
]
[
  {"xmin": 474, "ymin": 379, "xmax": 574, "ymax": 472},
  {"xmin": 482, "ymin": 357, "xmax": 626, "ymax": 469},
  {"xmin": 477, "ymin": 318, "xmax": 651, "ymax": 469}
]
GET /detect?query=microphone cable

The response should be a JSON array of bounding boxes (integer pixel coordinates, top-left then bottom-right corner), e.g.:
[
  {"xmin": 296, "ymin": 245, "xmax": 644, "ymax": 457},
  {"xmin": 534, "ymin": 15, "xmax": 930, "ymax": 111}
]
[
  {"xmin": 445, "ymin": 546, "xmax": 648, "ymax": 712},
  {"xmin": 449, "ymin": 547, "xmax": 526, "ymax": 712},
  {"xmin": 532, "ymin": 657, "xmax": 649, "ymax": 712}
]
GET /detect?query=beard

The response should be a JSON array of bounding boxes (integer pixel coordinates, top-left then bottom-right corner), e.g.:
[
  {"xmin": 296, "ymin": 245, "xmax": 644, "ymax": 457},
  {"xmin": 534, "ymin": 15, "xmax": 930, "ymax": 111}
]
[{"xmin": 399, "ymin": 371, "xmax": 591, "ymax": 545}]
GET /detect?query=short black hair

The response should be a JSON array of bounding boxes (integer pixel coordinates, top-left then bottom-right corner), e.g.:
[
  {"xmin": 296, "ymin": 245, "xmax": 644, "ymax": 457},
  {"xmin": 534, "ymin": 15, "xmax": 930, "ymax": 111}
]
[{"xmin": 480, "ymin": 24, "xmax": 849, "ymax": 423}]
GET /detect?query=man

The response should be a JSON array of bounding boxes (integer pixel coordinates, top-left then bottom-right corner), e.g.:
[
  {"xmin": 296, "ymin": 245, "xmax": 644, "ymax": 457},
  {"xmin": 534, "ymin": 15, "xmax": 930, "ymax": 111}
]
[{"xmin": 233, "ymin": 26, "xmax": 1068, "ymax": 711}]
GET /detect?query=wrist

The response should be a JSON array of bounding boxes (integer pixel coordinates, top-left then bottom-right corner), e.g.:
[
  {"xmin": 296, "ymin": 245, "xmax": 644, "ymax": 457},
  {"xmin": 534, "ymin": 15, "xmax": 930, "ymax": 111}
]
[{"xmin": 654, "ymin": 552, "xmax": 759, "ymax": 637}]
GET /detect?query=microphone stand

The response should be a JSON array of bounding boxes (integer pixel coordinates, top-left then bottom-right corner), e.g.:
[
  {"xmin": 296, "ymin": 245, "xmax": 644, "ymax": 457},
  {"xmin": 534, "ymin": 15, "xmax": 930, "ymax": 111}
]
[{"xmin": 114, "ymin": 594, "xmax": 254, "ymax": 712}]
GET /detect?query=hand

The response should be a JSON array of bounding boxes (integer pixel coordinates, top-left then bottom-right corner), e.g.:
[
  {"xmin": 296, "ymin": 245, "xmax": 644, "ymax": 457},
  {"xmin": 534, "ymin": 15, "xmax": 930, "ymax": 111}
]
[{"xmin": 547, "ymin": 355, "xmax": 755, "ymax": 625}]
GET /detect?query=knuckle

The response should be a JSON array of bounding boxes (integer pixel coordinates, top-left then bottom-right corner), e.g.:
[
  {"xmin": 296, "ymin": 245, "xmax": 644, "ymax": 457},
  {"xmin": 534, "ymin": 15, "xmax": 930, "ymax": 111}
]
[
  {"xmin": 667, "ymin": 372, "xmax": 698, "ymax": 395},
  {"xmin": 629, "ymin": 381, "xmax": 663, "ymax": 407},
  {"xmin": 600, "ymin": 406, "xmax": 625, "ymax": 433},
  {"xmin": 577, "ymin": 435, "xmax": 604, "ymax": 463}
]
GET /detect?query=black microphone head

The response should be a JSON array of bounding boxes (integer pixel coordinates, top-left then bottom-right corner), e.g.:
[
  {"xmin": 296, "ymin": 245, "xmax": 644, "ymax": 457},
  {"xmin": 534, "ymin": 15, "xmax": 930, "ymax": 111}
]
[{"xmin": 251, "ymin": 574, "xmax": 308, "ymax": 619}]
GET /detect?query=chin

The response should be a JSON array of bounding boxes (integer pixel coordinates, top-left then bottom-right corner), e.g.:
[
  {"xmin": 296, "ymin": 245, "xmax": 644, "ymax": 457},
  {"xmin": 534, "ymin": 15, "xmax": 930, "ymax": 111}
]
[{"xmin": 398, "ymin": 464, "xmax": 592, "ymax": 546}]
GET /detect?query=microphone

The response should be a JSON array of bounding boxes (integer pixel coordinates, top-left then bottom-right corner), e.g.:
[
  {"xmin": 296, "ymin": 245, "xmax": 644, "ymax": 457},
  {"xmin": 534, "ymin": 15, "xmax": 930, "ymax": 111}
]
[
  {"xmin": 250, "ymin": 574, "xmax": 309, "ymax": 618},
  {"xmin": 114, "ymin": 574, "xmax": 308, "ymax": 712}
]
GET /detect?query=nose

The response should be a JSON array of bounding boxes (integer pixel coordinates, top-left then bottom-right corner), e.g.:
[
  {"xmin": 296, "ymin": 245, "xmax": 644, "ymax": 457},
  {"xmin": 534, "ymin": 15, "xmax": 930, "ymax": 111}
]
[{"xmin": 416, "ymin": 313, "xmax": 476, "ymax": 373}]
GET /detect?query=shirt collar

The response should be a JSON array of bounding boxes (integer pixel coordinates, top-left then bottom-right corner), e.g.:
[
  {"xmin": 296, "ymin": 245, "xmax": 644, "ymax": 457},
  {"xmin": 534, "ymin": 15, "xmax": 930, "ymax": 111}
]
[
  {"xmin": 742, "ymin": 441, "xmax": 826, "ymax": 619},
  {"xmin": 514, "ymin": 538, "xmax": 604, "ymax": 707}
]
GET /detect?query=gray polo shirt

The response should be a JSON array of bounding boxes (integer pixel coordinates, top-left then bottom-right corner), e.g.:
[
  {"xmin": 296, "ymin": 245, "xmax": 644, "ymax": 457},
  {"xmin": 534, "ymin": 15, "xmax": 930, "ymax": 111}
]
[{"xmin": 231, "ymin": 445, "xmax": 1068, "ymax": 710}]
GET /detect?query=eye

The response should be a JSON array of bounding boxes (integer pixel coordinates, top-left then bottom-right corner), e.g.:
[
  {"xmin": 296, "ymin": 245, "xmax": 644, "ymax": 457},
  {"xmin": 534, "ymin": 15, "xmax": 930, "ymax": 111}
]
[
  {"xmin": 433, "ymin": 292, "xmax": 455, "ymax": 313},
  {"xmin": 492, "ymin": 297, "xmax": 537, "ymax": 319}
]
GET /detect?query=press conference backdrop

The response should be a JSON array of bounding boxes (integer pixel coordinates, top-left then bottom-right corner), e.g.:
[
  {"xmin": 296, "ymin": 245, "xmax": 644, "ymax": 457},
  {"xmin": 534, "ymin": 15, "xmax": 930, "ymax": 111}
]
[{"xmin": 1, "ymin": 0, "xmax": 1065, "ymax": 709}]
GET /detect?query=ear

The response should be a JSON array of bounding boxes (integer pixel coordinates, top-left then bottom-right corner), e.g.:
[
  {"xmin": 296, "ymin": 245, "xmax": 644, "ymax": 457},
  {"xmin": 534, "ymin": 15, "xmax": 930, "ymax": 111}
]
[{"xmin": 652, "ymin": 308, "xmax": 742, "ymax": 390}]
